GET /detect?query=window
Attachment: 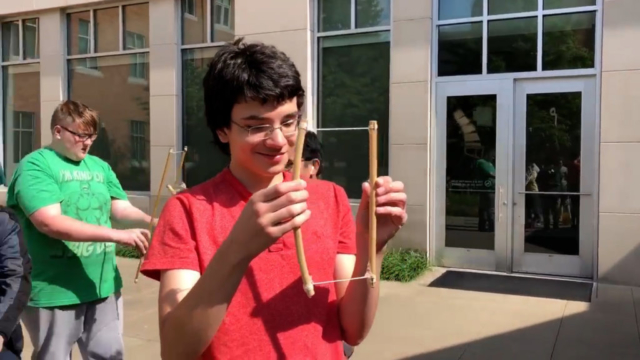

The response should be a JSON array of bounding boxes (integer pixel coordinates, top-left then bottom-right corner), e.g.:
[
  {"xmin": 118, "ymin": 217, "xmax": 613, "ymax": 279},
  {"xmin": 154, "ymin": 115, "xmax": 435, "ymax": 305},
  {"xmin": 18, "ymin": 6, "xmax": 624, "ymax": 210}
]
[
  {"xmin": 183, "ymin": 0, "xmax": 197, "ymax": 17},
  {"xmin": 181, "ymin": 0, "xmax": 235, "ymax": 46},
  {"xmin": 67, "ymin": 3, "xmax": 150, "ymax": 191},
  {"xmin": 1, "ymin": 18, "xmax": 41, "ymax": 185},
  {"xmin": 11, "ymin": 112, "xmax": 35, "ymax": 163},
  {"xmin": 214, "ymin": 0, "xmax": 232, "ymax": 28},
  {"xmin": 316, "ymin": 0, "xmax": 391, "ymax": 199},
  {"xmin": 436, "ymin": 0, "xmax": 598, "ymax": 77},
  {"xmin": 125, "ymin": 31, "xmax": 147, "ymax": 80},
  {"xmin": 130, "ymin": 120, "xmax": 147, "ymax": 165},
  {"xmin": 181, "ymin": 2, "xmax": 235, "ymax": 187}
]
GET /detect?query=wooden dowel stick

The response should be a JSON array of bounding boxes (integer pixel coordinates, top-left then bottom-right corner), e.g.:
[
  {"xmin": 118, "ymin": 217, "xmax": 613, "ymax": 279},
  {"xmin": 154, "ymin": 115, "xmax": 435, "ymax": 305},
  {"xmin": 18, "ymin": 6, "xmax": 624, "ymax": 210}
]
[
  {"xmin": 134, "ymin": 147, "xmax": 173, "ymax": 283},
  {"xmin": 292, "ymin": 121, "xmax": 314, "ymax": 298},
  {"xmin": 369, "ymin": 120, "xmax": 378, "ymax": 288}
]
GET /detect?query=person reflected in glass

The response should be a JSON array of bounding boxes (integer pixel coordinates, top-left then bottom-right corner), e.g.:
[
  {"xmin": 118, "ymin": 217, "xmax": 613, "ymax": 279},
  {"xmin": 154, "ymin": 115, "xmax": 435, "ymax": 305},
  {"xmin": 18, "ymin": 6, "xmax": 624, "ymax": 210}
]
[
  {"xmin": 474, "ymin": 149, "xmax": 495, "ymax": 232},
  {"xmin": 568, "ymin": 156, "xmax": 581, "ymax": 228},
  {"xmin": 537, "ymin": 161, "xmax": 559, "ymax": 230},
  {"xmin": 525, "ymin": 163, "xmax": 542, "ymax": 229}
]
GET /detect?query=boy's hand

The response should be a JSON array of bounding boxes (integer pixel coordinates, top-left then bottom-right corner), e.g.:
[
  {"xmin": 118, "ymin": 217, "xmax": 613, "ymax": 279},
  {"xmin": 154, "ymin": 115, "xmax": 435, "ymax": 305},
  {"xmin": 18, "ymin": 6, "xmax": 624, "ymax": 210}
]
[
  {"xmin": 111, "ymin": 228, "xmax": 150, "ymax": 255},
  {"xmin": 356, "ymin": 176, "xmax": 408, "ymax": 251},
  {"xmin": 229, "ymin": 180, "xmax": 310, "ymax": 261}
]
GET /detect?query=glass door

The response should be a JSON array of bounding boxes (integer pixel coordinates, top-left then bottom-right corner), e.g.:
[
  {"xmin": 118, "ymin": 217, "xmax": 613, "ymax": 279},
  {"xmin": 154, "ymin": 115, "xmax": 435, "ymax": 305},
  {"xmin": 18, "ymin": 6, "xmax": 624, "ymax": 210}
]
[
  {"xmin": 512, "ymin": 77, "xmax": 596, "ymax": 278},
  {"xmin": 434, "ymin": 80, "xmax": 512, "ymax": 272}
]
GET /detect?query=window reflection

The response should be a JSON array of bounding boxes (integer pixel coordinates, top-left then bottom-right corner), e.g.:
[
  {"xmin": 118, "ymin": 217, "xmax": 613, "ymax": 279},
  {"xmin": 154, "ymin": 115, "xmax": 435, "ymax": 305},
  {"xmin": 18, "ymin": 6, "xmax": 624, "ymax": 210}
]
[
  {"xmin": 2, "ymin": 64, "xmax": 41, "ymax": 184},
  {"xmin": 445, "ymin": 95, "xmax": 496, "ymax": 250},
  {"xmin": 438, "ymin": 22, "xmax": 483, "ymax": 77},
  {"xmin": 94, "ymin": 7, "xmax": 120, "ymax": 53},
  {"xmin": 318, "ymin": 32, "xmax": 390, "ymax": 198},
  {"xmin": 68, "ymin": 55, "xmax": 150, "ymax": 191},
  {"xmin": 182, "ymin": 0, "xmax": 235, "ymax": 44},
  {"xmin": 524, "ymin": 92, "xmax": 582, "ymax": 255},
  {"xmin": 438, "ymin": 0, "xmax": 483, "ymax": 20},
  {"xmin": 181, "ymin": 47, "xmax": 228, "ymax": 188}
]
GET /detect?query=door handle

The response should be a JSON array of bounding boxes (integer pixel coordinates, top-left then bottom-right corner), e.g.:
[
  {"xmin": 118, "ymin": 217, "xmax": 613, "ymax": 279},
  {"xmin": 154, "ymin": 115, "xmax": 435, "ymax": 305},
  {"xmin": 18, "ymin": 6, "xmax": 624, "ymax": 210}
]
[{"xmin": 499, "ymin": 186, "xmax": 503, "ymax": 222}]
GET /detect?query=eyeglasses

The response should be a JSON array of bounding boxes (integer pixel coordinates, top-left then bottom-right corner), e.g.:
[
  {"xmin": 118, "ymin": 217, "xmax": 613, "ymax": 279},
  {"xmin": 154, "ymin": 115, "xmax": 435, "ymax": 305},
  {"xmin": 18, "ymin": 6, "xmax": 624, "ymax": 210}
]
[
  {"xmin": 231, "ymin": 118, "xmax": 300, "ymax": 139},
  {"xmin": 60, "ymin": 125, "xmax": 98, "ymax": 141}
]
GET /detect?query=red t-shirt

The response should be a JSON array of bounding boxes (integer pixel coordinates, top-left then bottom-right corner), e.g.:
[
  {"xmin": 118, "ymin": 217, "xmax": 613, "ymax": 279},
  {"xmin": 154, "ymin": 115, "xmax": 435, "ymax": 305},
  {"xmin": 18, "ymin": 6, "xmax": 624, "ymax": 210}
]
[{"xmin": 140, "ymin": 168, "xmax": 357, "ymax": 360}]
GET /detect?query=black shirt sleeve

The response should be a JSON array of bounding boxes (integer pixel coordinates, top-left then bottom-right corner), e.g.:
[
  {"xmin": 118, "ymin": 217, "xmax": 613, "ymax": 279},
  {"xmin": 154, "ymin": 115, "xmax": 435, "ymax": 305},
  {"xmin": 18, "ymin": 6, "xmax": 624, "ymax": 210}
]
[{"xmin": 0, "ymin": 208, "xmax": 32, "ymax": 339}]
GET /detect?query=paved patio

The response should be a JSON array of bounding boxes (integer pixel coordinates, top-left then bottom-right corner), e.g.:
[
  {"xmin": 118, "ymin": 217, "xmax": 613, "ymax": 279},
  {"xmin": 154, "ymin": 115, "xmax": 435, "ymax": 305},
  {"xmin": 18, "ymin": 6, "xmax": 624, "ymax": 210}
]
[{"xmin": 21, "ymin": 258, "xmax": 640, "ymax": 359}]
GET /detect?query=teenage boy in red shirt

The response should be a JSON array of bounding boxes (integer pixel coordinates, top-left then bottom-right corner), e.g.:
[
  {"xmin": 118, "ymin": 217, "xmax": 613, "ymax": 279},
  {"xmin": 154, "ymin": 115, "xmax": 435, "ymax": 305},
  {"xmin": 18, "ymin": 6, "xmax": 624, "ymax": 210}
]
[{"xmin": 140, "ymin": 38, "xmax": 408, "ymax": 360}]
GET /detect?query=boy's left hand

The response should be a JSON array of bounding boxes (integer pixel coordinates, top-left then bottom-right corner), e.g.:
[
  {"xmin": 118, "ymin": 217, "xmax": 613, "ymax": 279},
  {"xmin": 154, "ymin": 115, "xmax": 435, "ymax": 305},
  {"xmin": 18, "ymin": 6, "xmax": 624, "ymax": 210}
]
[{"xmin": 356, "ymin": 176, "xmax": 408, "ymax": 251}]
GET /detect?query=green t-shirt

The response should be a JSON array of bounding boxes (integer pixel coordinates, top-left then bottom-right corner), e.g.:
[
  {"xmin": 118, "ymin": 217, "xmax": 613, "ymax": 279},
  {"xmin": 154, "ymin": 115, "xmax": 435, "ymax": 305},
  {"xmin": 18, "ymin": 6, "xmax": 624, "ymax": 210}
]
[{"xmin": 6, "ymin": 147, "xmax": 127, "ymax": 307}]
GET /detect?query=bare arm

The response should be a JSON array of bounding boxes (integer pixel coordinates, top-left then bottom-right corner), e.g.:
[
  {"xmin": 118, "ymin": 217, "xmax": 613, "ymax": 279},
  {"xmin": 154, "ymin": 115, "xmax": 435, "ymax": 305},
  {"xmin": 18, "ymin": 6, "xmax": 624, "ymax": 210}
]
[
  {"xmin": 334, "ymin": 236, "xmax": 385, "ymax": 346},
  {"xmin": 157, "ymin": 239, "xmax": 250, "ymax": 360},
  {"xmin": 29, "ymin": 204, "xmax": 118, "ymax": 243},
  {"xmin": 111, "ymin": 199, "xmax": 156, "ymax": 228}
]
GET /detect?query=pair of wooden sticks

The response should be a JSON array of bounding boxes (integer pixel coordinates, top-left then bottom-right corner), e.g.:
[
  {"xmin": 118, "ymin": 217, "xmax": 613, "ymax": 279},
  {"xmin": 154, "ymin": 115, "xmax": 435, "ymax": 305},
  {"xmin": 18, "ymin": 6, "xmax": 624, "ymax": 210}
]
[
  {"xmin": 133, "ymin": 121, "xmax": 380, "ymax": 297},
  {"xmin": 291, "ymin": 120, "xmax": 378, "ymax": 298},
  {"xmin": 134, "ymin": 147, "xmax": 188, "ymax": 284}
]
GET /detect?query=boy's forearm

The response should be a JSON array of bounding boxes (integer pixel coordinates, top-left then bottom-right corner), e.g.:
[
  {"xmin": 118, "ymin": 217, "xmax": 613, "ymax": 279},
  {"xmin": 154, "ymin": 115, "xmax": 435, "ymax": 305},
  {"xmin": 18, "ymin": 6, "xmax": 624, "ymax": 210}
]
[
  {"xmin": 159, "ymin": 239, "xmax": 250, "ymax": 360},
  {"xmin": 36, "ymin": 214, "xmax": 117, "ymax": 243},
  {"xmin": 338, "ymin": 234, "xmax": 386, "ymax": 346},
  {"xmin": 111, "ymin": 200, "xmax": 154, "ymax": 228}
]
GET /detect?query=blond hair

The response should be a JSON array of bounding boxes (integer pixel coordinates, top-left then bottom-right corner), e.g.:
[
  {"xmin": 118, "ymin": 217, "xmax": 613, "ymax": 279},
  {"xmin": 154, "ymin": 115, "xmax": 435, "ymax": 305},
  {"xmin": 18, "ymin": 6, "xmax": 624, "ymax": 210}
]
[{"xmin": 50, "ymin": 100, "xmax": 99, "ymax": 133}]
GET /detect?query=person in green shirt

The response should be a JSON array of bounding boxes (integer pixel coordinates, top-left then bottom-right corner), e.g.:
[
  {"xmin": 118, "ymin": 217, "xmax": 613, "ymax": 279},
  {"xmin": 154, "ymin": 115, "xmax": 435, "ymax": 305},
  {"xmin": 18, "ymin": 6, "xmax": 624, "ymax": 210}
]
[{"xmin": 6, "ymin": 100, "xmax": 155, "ymax": 359}]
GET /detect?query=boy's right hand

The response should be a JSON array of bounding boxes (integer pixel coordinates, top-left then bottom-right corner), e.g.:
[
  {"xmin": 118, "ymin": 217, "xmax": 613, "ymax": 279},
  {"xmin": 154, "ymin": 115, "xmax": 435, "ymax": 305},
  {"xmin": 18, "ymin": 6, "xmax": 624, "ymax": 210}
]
[
  {"xmin": 111, "ymin": 228, "xmax": 150, "ymax": 255},
  {"xmin": 229, "ymin": 179, "xmax": 310, "ymax": 261}
]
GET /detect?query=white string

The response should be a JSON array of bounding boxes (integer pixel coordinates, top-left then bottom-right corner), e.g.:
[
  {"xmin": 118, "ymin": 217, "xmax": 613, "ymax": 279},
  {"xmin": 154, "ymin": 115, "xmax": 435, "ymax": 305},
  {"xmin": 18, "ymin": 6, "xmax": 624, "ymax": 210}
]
[{"xmin": 312, "ymin": 274, "xmax": 372, "ymax": 286}]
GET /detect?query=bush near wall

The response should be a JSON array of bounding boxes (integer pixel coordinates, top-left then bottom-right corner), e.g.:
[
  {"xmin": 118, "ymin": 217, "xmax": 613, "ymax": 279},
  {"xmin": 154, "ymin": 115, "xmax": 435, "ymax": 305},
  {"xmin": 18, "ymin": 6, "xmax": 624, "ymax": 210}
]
[{"xmin": 117, "ymin": 245, "xmax": 431, "ymax": 283}]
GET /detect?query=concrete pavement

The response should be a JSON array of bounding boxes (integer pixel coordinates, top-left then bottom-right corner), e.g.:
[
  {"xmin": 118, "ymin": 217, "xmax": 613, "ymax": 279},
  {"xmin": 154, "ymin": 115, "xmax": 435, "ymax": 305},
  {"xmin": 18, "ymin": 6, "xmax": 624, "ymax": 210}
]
[{"xmin": 20, "ymin": 259, "xmax": 640, "ymax": 359}]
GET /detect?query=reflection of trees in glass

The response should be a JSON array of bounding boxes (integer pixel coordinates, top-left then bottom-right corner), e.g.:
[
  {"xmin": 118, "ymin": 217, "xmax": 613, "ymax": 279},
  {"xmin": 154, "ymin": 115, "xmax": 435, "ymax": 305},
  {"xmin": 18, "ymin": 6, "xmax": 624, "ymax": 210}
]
[
  {"xmin": 525, "ymin": 93, "xmax": 582, "ymax": 167},
  {"xmin": 319, "ymin": 35, "xmax": 390, "ymax": 198},
  {"xmin": 438, "ymin": 1, "xmax": 596, "ymax": 76},
  {"xmin": 182, "ymin": 54, "xmax": 229, "ymax": 187},
  {"xmin": 356, "ymin": 0, "xmax": 386, "ymax": 28},
  {"xmin": 542, "ymin": 12, "xmax": 595, "ymax": 70}
]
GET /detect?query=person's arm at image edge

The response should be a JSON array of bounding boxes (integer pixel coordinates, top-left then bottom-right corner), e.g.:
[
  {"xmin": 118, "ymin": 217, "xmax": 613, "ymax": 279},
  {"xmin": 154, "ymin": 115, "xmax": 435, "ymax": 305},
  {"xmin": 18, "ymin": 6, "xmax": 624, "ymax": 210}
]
[
  {"xmin": 0, "ymin": 211, "xmax": 31, "ymax": 351},
  {"xmin": 146, "ymin": 198, "xmax": 249, "ymax": 360}
]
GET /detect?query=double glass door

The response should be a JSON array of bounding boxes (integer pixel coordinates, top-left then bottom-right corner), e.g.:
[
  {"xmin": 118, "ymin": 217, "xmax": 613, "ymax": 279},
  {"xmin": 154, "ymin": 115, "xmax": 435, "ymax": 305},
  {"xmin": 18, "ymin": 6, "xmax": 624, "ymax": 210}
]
[{"xmin": 434, "ymin": 77, "xmax": 596, "ymax": 278}]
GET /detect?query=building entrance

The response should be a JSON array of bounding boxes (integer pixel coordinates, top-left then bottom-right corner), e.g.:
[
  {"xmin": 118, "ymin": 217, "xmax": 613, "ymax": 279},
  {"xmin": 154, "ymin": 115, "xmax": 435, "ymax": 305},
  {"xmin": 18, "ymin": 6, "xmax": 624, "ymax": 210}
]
[{"xmin": 433, "ymin": 77, "xmax": 596, "ymax": 278}]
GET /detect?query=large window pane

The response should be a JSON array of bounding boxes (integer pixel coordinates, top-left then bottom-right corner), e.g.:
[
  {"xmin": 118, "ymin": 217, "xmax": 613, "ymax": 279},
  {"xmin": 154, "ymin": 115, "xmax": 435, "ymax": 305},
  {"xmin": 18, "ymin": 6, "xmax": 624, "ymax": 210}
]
[
  {"xmin": 182, "ymin": 0, "xmax": 207, "ymax": 45},
  {"xmin": 212, "ymin": 0, "xmax": 235, "ymax": 42},
  {"xmin": 23, "ymin": 19, "xmax": 39, "ymax": 60},
  {"xmin": 68, "ymin": 11, "xmax": 91, "ymax": 56},
  {"xmin": 182, "ymin": 47, "xmax": 229, "ymax": 187},
  {"xmin": 2, "ymin": 64, "xmax": 41, "ymax": 184},
  {"xmin": 319, "ymin": 0, "xmax": 351, "ymax": 32},
  {"xmin": 356, "ymin": 0, "xmax": 391, "ymax": 28},
  {"xmin": 68, "ymin": 55, "xmax": 150, "ymax": 191},
  {"xmin": 542, "ymin": 12, "xmax": 596, "ymax": 71},
  {"xmin": 95, "ymin": 7, "xmax": 119, "ymax": 53},
  {"xmin": 488, "ymin": 17, "xmax": 537, "ymax": 74},
  {"xmin": 318, "ymin": 32, "xmax": 389, "ymax": 198},
  {"xmin": 524, "ymin": 92, "xmax": 582, "ymax": 255},
  {"xmin": 438, "ymin": 22, "xmax": 483, "ymax": 77},
  {"xmin": 318, "ymin": 130, "xmax": 375, "ymax": 199},
  {"xmin": 123, "ymin": 3, "xmax": 149, "ymax": 48},
  {"xmin": 2, "ymin": 21, "xmax": 20, "ymax": 62},
  {"xmin": 438, "ymin": 0, "xmax": 482, "ymax": 21},
  {"xmin": 445, "ymin": 95, "xmax": 496, "ymax": 250},
  {"xmin": 489, "ymin": 0, "xmax": 537, "ymax": 15},
  {"xmin": 544, "ymin": 0, "xmax": 596, "ymax": 10}
]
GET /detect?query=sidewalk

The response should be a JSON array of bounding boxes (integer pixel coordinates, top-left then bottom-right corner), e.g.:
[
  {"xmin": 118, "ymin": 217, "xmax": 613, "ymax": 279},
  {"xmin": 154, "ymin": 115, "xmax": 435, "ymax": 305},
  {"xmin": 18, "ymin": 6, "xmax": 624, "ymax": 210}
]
[{"xmin": 21, "ymin": 258, "xmax": 640, "ymax": 359}]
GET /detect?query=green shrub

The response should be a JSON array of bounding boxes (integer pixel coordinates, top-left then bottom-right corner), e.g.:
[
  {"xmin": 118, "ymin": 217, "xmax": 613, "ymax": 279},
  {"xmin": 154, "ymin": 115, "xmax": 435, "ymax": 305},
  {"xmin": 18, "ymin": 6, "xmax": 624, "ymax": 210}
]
[
  {"xmin": 380, "ymin": 248, "xmax": 430, "ymax": 282},
  {"xmin": 116, "ymin": 244, "xmax": 141, "ymax": 259}
]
